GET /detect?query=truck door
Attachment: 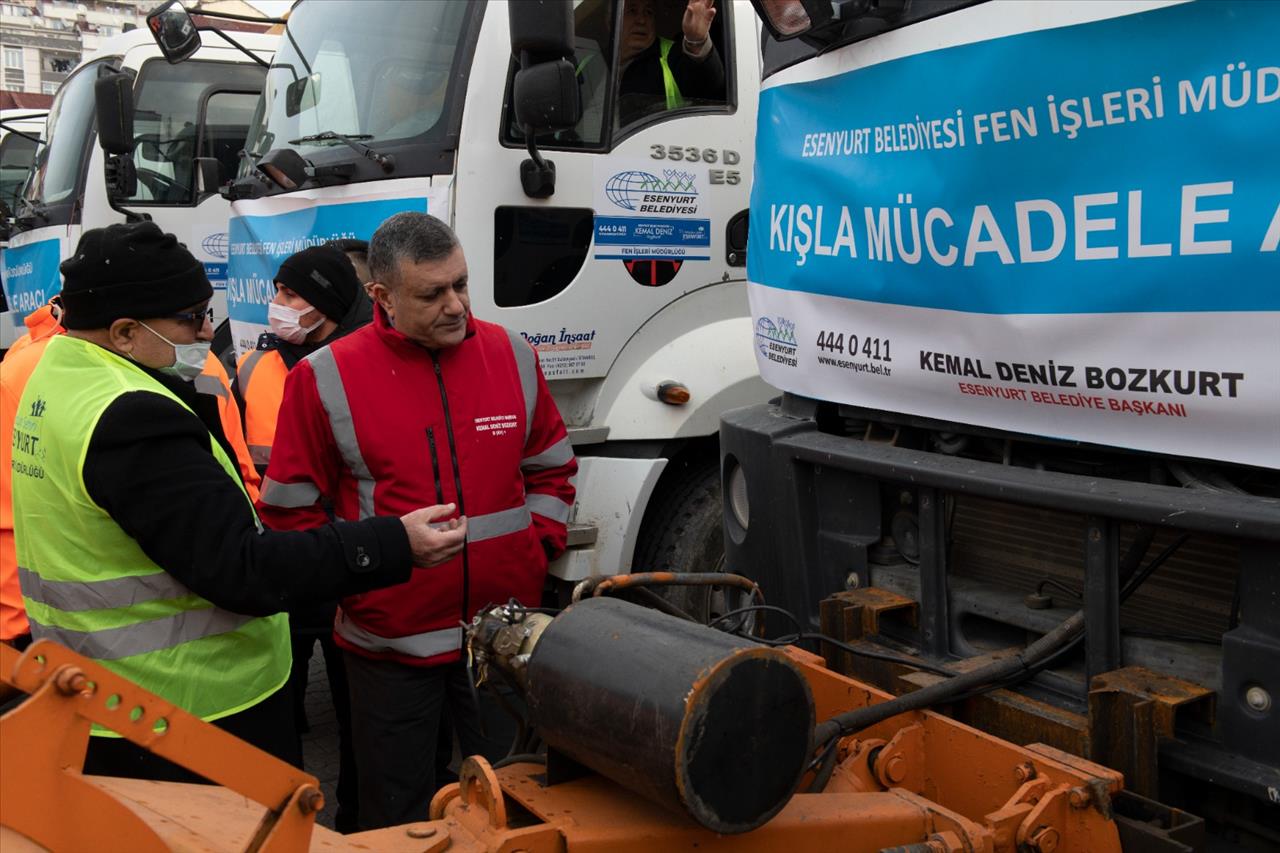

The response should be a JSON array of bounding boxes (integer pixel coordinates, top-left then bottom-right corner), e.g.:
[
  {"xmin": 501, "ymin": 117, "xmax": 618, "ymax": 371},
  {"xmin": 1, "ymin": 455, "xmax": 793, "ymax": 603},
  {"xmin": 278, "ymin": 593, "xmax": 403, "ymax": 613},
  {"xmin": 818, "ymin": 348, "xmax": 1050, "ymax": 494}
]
[{"xmin": 454, "ymin": 0, "xmax": 757, "ymax": 386}]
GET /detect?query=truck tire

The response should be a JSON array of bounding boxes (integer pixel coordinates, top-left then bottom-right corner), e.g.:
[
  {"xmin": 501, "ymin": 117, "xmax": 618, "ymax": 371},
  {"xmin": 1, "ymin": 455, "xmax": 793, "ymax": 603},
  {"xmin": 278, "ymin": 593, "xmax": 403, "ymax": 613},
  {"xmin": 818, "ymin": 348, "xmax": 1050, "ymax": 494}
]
[{"xmin": 631, "ymin": 459, "xmax": 730, "ymax": 623}]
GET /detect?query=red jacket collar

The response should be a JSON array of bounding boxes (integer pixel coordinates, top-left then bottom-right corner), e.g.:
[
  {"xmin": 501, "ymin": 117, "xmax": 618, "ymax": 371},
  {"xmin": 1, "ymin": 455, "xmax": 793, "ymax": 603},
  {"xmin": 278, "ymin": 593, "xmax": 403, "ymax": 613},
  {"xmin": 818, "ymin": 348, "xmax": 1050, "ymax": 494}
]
[{"xmin": 371, "ymin": 303, "xmax": 477, "ymax": 357}]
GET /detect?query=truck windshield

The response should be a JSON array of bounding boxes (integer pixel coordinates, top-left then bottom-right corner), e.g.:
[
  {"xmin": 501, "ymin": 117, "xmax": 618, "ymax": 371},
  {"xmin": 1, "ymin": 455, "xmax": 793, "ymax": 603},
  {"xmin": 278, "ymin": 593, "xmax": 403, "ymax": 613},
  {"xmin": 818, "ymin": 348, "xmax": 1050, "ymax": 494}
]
[
  {"xmin": 242, "ymin": 0, "xmax": 473, "ymax": 169},
  {"xmin": 23, "ymin": 60, "xmax": 103, "ymax": 211}
]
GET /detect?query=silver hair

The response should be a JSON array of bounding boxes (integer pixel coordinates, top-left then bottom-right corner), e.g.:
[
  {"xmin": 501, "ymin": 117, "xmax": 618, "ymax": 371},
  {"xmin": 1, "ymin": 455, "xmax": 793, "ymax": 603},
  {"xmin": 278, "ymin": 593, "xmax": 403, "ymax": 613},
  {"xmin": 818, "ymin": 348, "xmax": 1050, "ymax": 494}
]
[{"xmin": 368, "ymin": 212, "xmax": 459, "ymax": 287}]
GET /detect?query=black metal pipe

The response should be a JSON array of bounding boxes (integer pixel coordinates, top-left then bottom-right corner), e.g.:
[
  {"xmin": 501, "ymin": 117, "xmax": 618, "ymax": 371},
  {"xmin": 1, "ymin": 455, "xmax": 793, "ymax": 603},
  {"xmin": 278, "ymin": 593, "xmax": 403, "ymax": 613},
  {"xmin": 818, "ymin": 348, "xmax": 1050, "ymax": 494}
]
[{"xmin": 525, "ymin": 598, "xmax": 814, "ymax": 834}]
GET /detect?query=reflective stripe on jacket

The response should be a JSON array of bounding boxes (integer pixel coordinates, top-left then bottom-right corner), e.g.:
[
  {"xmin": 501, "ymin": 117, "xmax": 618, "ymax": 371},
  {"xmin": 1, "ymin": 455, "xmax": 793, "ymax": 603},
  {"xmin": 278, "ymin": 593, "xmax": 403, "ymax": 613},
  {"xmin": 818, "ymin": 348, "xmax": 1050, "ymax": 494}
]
[
  {"xmin": 235, "ymin": 347, "xmax": 289, "ymax": 470},
  {"xmin": 658, "ymin": 36, "xmax": 684, "ymax": 110},
  {"xmin": 257, "ymin": 308, "xmax": 577, "ymax": 666},
  {"xmin": 198, "ymin": 352, "xmax": 261, "ymax": 502},
  {"xmin": 12, "ymin": 335, "xmax": 290, "ymax": 731}
]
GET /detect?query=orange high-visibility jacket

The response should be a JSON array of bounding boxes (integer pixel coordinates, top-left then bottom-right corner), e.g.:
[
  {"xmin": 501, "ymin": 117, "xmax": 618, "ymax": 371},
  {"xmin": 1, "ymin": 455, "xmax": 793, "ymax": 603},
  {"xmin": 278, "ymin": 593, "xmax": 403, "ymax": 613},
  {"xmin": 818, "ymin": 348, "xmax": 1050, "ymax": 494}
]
[
  {"xmin": 234, "ymin": 347, "xmax": 290, "ymax": 472},
  {"xmin": 1, "ymin": 304, "xmax": 65, "ymax": 638}
]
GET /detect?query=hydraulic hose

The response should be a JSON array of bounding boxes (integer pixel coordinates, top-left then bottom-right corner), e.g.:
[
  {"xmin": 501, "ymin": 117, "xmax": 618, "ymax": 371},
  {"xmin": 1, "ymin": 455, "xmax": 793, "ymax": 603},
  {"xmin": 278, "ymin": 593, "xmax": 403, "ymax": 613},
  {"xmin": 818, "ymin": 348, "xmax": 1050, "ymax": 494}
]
[{"xmin": 812, "ymin": 609, "xmax": 1085, "ymax": 747}]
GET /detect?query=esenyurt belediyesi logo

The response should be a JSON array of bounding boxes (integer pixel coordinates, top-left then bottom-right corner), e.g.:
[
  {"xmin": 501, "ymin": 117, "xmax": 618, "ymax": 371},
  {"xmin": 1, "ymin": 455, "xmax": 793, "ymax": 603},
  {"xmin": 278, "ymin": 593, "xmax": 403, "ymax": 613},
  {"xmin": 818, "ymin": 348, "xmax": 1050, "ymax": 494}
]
[{"xmin": 605, "ymin": 170, "xmax": 698, "ymax": 213}]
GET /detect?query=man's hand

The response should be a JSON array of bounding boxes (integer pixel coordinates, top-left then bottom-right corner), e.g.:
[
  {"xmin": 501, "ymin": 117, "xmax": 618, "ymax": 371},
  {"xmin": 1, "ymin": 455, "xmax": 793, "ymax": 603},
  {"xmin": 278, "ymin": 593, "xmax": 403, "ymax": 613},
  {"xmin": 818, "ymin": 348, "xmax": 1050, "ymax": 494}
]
[
  {"xmin": 683, "ymin": 0, "xmax": 716, "ymax": 43},
  {"xmin": 400, "ymin": 503, "xmax": 468, "ymax": 567}
]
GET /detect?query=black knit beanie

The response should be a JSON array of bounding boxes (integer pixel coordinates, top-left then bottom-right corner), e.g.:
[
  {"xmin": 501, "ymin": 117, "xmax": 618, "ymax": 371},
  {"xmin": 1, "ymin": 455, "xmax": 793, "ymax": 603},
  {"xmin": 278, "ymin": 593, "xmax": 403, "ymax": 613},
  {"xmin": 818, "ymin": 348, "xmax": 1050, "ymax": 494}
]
[
  {"xmin": 59, "ymin": 222, "xmax": 212, "ymax": 330},
  {"xmin": 274, "ymin": 245, "xmax": 360, "ymax": 322},
  {"xmin": 326, "ymin": 238, "xmax": 369, "ymax": 256}
]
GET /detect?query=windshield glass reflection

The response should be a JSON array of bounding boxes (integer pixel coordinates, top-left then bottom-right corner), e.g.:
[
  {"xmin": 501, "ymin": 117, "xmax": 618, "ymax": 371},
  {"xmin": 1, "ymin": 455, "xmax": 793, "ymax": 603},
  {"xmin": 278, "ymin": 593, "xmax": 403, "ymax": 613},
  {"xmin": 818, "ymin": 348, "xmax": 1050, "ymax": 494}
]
[{"xmin": 243, "ymin": 0, "xmax": 470, "ymax": 167}]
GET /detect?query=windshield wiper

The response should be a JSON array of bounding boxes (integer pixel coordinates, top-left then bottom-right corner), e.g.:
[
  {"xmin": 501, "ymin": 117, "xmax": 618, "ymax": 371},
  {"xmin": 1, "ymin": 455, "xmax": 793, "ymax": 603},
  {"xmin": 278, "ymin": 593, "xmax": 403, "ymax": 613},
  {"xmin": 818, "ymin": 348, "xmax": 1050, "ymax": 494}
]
[
  {"xmin": 287, "ymin": 131, "xmax": 394, "ymax": 174},
  {"xmin": 14, "ymin": 198, "xmax": 50, "ymax": 230}
]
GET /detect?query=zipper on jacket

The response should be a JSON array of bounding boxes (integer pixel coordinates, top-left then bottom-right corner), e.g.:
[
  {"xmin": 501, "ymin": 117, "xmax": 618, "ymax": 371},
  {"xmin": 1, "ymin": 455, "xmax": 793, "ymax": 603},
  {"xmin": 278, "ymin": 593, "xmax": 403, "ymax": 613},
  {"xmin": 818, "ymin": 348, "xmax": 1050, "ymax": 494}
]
[
  {"xmin": 431, "ymin": 353, "xmax": 469, "ymax": 629},
  {"xmin": 426, "ymin": 427, "xmax": 444, "ymax": 505}
]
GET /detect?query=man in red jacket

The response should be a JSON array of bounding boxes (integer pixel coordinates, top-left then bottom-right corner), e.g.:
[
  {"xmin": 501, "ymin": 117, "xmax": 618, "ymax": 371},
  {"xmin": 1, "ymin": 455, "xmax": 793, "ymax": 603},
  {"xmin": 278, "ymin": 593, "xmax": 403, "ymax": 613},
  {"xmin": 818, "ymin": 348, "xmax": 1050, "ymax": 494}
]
[{"xmin": 258, "ymin": 212, "xmax": 577, "ymax": 829}]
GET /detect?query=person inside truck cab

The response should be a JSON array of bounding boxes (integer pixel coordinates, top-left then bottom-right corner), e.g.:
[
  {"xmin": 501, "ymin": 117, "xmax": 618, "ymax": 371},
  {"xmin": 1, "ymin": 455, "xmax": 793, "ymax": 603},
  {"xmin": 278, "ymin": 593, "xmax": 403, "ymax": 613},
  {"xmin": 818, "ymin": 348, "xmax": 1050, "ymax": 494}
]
[{"xmin": 617, "ymin": 0, "xmax": 724, "ymax": 125}]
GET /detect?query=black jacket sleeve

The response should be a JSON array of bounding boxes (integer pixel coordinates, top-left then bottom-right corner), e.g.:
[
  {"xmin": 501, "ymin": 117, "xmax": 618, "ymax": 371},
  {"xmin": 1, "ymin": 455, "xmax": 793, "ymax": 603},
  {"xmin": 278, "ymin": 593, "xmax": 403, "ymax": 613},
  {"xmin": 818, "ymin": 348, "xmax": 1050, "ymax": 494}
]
[
  {"xmin": 666, "ymin": 41, "xmax": 725, "ymax": 102},
  {"xmin": 83, "ymin": 389, "xmax": 413, "ymax": 617}
]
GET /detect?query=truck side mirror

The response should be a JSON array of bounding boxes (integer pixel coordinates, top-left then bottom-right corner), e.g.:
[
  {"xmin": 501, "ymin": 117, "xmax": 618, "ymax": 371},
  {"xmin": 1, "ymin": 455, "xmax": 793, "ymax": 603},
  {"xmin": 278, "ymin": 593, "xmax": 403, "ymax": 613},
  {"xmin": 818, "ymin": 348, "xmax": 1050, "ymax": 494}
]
[
  {"xmin": 146, "ymin": 0, "xmax": 202, "ymax": 64},
  {"xmin": 285, "ymin": 72, "xmax": 323, "ymax": 118},
  {"xmin": 194, "ymin": 156, "xmax": 222, "ymax": 196},
  {"xmin": 508, "ymin": 0, "xmax": 580, "ymax": 198},
  {"xmin": 513, "ymin": 60, "xmax": 579, "ymax": 132},
  {"xmin": 94, "ymin": 72, "xmax": 135, "ymax": 156},
  {"xmin": 94, "ymin": 71, "xmax": 148, "ymax": 221},
  {"xmin": 509, "ymin": 0, "xmax": 574, "ymax": 57}
]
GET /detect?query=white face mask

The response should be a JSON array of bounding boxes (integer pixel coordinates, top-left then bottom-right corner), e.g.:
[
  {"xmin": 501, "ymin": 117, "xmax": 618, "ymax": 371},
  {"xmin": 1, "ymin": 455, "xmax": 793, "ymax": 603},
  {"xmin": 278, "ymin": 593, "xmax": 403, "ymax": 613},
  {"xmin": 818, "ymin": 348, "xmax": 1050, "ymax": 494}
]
[
  {"xmin": 137, "ymin": 321, "xmax": 210, "ymax": 383},
  {"xmin": 268, "ymin": 302, "xmax": 324, "ymax": 344}
]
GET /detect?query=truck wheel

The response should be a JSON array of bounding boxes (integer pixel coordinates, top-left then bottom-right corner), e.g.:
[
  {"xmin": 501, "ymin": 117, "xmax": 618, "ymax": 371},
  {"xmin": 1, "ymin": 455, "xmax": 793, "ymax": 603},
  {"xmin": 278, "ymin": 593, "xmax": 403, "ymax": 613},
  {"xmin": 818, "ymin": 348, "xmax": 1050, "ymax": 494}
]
[{"xmin": 632, "ymin": 460, "xmax": 733, "ymax": 624}]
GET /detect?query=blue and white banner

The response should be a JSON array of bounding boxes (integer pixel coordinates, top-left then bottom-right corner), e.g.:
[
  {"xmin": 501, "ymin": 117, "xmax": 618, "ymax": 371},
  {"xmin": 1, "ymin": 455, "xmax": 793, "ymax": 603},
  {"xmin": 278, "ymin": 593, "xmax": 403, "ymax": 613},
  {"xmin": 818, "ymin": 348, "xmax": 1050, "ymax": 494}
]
[
  {"xmin": 226, "ymin": 180, "xmax": 448, "ymax": 356},
  {"xmin": 1, "ymin": 235, "xmax": 62, "ymax": 348},
  {"xmin": 748, "ymin": 0, "xmax": 1280, "ymax": 468},
  {"xmin": 594, "ymin": 159, "xmax": 712, "ymax": 261}
]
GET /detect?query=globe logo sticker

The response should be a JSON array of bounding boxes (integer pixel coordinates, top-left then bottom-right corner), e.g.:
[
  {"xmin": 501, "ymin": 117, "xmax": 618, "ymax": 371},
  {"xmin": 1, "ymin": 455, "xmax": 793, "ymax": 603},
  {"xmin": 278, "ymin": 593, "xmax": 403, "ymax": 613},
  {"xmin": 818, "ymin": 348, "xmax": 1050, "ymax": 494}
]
[
  {"xmin": 605, "ymin": 170, "xmax": 697, "ymax": 212},
  {"xmin": 201, "ymin": 232, "xmax": 229, "ymax": 259},
  {"xmin": 597, "ymin": 166, "xmax": 708, "ymax": 287}
]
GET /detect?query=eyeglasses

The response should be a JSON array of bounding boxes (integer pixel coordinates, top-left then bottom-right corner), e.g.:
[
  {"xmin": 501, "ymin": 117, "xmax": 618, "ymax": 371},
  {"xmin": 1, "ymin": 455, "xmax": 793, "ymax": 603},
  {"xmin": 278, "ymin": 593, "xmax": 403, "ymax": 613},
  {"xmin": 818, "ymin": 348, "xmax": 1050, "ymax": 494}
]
[{"xmin": 162, "ymin": 307, "xmax": 214, "ymax": 327}]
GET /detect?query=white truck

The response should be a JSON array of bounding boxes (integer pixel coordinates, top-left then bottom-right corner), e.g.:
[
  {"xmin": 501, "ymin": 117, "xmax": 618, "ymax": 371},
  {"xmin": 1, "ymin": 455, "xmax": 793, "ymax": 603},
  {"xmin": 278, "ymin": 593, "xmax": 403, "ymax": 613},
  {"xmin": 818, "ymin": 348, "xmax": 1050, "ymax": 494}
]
[
  {"xmin": 723, "ymin": 0, "xmax": 1280, "ymax": 846},
  {"xmin": 0, "ymin": 25, "xmax": 276, "ymax": 355},
  {"xmin": 155, "ymin": 0, "xmax": 772, "ymax": 599}
]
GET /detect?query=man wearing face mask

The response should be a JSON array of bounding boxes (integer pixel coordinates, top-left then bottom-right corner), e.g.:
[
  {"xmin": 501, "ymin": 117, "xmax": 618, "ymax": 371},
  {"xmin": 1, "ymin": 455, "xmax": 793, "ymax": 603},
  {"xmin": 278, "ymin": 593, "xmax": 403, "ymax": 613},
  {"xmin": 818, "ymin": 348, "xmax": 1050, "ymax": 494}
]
[
  {"xmin": 231, "ymin": 244, "xmax": 370, "ymax": 832},
  {"xmin": 10, "ymin": 222, "xmax": 469, "ymax": 781},
  {"xmin": 233, "ymin": 245, "xmax": 371, "ymax": 475}
]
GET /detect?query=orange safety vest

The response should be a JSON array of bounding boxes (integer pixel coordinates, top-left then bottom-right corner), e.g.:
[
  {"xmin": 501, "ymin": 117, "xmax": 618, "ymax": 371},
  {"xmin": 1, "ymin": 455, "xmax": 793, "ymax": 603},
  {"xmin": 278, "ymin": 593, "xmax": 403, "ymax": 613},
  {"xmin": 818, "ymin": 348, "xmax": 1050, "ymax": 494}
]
[
  {"xmin": 7, "ymin": 301, "xmax": 63, "ymax": 358},
  {"xmin": 235, "ymin": 347, "xmax": 289, "ymax": 471},
  {"xmin": 196, "ymin": 354, "xmax": 261, "ymax": 503},
  {"xmin": 2, "ymin": 322, "xmax": 261, "ymax": 641},
  {"xmin": 1, "ymin": 303, "xmax": 66, "ymax": 639}
]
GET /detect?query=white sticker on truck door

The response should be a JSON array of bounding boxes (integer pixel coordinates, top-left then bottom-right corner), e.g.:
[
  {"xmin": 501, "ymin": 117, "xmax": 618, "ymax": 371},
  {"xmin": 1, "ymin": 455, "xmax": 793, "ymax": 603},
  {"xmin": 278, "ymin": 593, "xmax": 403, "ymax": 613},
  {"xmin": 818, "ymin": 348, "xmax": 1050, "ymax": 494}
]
[{"xmin": 594, "ymin": 157, "xmax": 713, "ymax": 287}]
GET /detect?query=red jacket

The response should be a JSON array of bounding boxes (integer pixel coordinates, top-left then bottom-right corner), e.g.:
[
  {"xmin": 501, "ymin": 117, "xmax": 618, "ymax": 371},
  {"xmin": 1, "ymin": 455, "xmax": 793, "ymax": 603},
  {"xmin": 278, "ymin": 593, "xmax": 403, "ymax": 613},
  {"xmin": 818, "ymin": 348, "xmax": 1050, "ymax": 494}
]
[{"xmin": 257, "ymin": 307, "xmax": 576, "ymax": 666}]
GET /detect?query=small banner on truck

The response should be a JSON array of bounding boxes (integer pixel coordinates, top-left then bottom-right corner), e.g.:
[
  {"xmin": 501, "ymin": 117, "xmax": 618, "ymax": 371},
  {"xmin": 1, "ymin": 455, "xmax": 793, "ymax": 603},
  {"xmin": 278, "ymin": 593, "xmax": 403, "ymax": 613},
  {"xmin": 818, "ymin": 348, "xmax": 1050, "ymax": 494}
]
[
  {"xmin": 747, "ymin": 0, "xmax": 1280, "ymax": 468},
  {"xmin": 1, "ymin": 235, "xmax": 62, "ymax": 347},
  {"xmin": 226, "ymin": 179, "xmax": 449, "ymax": 357}
]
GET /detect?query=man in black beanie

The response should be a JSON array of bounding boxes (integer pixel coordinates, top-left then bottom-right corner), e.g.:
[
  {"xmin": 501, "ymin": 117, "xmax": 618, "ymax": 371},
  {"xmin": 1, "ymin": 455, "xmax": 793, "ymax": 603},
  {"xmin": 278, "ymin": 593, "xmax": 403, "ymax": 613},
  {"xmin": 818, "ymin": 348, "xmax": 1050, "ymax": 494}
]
[
  {"xmin": 232, "ymin": 243, "xmax": 372, "ymax": 832},
  {"xmin": 10, "ymin": 221, "xmax": 468, "ymax": 784},
  {"xmin": 233, "ymin": 244, "xmax": 371, "ymax": 471}
]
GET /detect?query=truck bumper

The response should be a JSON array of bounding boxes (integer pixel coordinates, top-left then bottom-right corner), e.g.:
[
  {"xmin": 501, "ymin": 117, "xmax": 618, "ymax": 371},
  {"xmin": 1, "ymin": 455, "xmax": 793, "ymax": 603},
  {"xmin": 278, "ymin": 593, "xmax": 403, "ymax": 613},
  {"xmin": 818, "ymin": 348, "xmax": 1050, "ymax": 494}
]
[{"xmin": 719, "ymin": 400, "xmax": 1280, "ymax": 809}]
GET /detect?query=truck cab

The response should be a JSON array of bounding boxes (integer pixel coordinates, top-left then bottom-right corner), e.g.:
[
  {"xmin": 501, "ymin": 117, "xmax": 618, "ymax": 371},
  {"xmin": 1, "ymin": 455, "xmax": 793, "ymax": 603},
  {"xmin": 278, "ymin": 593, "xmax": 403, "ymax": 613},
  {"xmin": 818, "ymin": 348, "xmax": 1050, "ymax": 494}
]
[
  {"xmin": 205, "ymin": 0, "xmax": 771, "ymax": 594},
  {"xmin": 0, "ymin": 27, "xmax": 276, "ymax": 353}
]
